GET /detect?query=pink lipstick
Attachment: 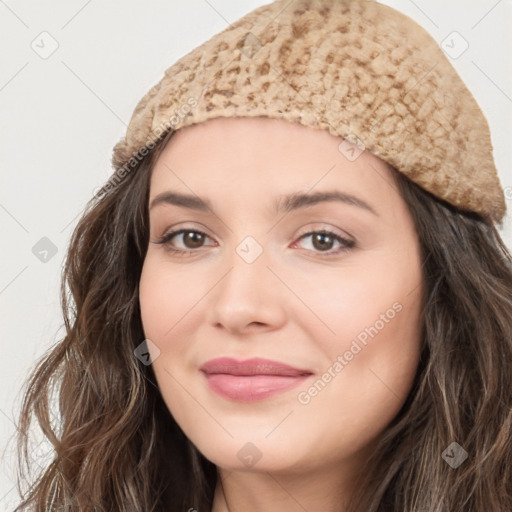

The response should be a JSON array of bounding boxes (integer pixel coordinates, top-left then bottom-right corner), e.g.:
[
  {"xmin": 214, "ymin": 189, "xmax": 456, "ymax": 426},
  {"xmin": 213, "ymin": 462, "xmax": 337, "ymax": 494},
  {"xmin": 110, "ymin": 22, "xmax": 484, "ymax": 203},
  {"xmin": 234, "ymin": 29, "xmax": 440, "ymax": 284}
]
[{"xmin": 200, "ymin": 357, "xmax": 313, "ymax": 402}]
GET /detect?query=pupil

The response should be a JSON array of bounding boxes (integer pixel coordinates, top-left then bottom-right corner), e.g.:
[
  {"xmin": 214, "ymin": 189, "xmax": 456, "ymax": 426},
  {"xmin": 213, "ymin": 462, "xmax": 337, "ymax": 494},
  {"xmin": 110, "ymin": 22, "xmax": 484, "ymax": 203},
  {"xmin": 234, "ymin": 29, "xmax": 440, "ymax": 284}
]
[{"xmin": 313, "ymin": 233, "xmax": 333, "ymax": 251}]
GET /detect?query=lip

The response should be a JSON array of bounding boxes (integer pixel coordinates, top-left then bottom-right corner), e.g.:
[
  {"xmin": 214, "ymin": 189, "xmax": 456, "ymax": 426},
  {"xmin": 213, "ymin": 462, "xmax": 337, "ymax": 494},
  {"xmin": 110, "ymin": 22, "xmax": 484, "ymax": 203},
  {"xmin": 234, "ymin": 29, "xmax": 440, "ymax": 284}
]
[{"xmin": 200, "ymin": 357, "xmax": 313, "ymax": 402}]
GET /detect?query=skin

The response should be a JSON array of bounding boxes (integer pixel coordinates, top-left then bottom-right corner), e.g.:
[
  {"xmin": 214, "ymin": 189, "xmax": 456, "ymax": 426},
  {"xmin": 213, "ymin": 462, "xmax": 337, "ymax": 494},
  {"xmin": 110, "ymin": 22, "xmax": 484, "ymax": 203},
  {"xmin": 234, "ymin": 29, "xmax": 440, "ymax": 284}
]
[{"xmin": 139, "ymin": 116, "xmax": 424, "ymax": 512}]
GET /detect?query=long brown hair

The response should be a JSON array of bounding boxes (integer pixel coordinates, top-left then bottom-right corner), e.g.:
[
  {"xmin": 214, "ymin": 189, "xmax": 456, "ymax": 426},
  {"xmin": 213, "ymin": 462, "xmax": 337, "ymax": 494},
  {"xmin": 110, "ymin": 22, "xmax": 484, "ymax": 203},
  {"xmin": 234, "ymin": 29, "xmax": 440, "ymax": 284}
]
[{"xmin": 13, "ymin": 127, "xmax": 512, "ymax": 511}]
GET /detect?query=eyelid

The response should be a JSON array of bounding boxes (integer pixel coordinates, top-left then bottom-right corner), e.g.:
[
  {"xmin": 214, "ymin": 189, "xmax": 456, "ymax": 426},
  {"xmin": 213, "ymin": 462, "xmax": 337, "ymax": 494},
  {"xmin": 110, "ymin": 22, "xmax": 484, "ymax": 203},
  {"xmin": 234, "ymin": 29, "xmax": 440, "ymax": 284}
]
[
  {"xmin": 295, "ymin": 224, "xmax": 353, "ymax": 241},
  {"xmin": 153, "ymin": 227, "xmax": 215, "ymax": 247},
  {"xmin": 293, "ymin": 228, "xmax": 355, "ymax": 255}
]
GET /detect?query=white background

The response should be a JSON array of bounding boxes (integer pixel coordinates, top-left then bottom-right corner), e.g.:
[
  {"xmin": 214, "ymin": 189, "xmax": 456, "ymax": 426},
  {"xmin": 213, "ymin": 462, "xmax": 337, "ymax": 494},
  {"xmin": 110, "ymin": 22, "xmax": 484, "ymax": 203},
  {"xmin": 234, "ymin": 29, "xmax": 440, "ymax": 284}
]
[{"xmin": 1, "ymin": 1, "xmax": 511, "ymax": 508}]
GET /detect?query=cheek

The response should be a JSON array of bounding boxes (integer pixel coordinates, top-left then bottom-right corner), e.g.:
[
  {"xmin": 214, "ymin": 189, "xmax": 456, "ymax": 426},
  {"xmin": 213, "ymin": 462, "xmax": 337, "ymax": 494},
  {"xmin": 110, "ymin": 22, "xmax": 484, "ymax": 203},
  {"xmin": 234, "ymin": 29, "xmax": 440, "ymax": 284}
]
[
  {"xmin": 297, "ymin": 249, "xmax": 423, "ymax": 424},
  {"xmin": 138, "ymin": 255, "xmax": 221, "ymax": 406},
  {"xmin": 138, "ymin": 260, "xmax": 204, "ymax": 421},
  {"xmin": 292, "ymin": 253, "xmax": 422, "ymax": 351},
  {"xmin": 286, "ymin": 280, "xmax": 422, "ymax": 467},
  {"xmin": 139, "ymin": 258, "xmax": 206, "ymax": 342},
  {"xmin": 292, "ymin": 243, "xmax": 423, "ymax": 393}
]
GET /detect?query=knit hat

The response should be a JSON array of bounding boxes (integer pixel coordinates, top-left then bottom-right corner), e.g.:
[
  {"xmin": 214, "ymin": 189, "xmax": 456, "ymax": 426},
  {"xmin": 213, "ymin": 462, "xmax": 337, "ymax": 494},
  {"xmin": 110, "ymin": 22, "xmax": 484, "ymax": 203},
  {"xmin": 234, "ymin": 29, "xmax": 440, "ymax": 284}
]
[{"xmin": 111, "ymin": 0, "xmax": 507, "ymax": 223}]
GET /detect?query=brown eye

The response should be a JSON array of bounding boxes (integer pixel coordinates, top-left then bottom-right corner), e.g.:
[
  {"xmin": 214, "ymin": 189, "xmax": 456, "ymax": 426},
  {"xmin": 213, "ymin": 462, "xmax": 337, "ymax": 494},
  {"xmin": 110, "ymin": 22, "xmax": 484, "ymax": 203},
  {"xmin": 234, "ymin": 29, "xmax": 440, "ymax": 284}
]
[
  {"xmin": 295, "ymin": 230, "xmax": 355, "ymax": 255},
  {"xmin": 311, "ymin": 232, "xmax": 335, "ymax": 251},
  {"xmin": 181, "ymin": 231, "xmax": 206, "ymax": 249},
  {"xmin": 154, "ymin": 228, "xmax": 214, "ymax": 254}
]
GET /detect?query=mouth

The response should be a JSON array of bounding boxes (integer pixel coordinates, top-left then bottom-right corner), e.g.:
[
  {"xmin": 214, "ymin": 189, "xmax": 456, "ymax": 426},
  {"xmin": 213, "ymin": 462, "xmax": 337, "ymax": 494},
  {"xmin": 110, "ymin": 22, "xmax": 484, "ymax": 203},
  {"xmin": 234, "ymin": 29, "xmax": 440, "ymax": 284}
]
[{"xmin": 200, "ymin": 357, "xmax": 314, "ymax": 402}]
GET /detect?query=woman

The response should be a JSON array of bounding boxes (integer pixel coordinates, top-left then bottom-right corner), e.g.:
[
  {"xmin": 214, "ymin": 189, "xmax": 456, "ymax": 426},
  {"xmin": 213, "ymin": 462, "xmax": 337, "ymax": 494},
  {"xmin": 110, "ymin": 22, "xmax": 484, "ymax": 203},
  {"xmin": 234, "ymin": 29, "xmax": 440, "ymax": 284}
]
[{"xmin": 14, "ymin": 0, "xmax": 512, "ymax": 511}]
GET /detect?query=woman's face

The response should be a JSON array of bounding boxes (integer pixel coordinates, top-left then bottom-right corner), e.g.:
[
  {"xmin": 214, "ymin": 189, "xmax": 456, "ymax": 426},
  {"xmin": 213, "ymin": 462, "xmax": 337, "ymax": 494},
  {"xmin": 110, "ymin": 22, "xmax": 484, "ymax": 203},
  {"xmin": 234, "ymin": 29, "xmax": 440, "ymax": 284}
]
[{"xmin": 139, "ymin": 116, "xmax": 423, "ymax": 476}]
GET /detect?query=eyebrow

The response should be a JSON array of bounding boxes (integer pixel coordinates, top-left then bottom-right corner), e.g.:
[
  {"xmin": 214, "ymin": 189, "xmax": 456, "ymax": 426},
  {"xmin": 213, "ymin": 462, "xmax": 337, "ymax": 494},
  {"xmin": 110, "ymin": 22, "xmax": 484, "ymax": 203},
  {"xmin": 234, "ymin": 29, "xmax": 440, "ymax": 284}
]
[{"xmin": 149, "ymin": 190, "xmax": 378, "ymax": 217}]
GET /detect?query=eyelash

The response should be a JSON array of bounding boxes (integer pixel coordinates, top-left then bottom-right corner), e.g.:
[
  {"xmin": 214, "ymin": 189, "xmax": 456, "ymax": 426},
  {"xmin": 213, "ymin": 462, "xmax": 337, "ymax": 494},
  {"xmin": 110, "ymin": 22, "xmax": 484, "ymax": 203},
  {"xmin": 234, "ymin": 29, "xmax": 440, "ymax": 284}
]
[{"xmin": 153, "ymin": 228, "xmax": 355, "ymax": 258}]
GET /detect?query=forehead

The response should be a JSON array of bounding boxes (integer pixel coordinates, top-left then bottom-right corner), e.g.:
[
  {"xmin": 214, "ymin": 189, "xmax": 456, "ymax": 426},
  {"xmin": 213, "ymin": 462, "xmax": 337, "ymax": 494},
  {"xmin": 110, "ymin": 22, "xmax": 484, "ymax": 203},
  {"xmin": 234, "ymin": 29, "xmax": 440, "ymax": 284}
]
[{"xmin": 148, "ymin": 117, "xmax": 400, "ymax": 215}]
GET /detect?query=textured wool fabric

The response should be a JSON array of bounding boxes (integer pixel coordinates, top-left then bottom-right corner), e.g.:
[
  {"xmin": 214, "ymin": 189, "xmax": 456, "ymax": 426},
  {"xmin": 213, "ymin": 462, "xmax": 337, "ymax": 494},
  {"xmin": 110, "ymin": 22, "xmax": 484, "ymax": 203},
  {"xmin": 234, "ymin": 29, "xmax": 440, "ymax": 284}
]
[{"xmin": 112, "ymin": 0, "xmax": 507, "ymax": 223}]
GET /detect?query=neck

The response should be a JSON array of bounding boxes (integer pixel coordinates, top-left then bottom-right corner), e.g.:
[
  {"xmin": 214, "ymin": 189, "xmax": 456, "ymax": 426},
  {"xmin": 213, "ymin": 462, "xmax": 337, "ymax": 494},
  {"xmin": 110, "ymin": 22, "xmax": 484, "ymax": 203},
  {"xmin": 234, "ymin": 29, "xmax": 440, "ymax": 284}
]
[{"xmin": 210, "ymin": 460, "xmax": 365, "ymax": 512}]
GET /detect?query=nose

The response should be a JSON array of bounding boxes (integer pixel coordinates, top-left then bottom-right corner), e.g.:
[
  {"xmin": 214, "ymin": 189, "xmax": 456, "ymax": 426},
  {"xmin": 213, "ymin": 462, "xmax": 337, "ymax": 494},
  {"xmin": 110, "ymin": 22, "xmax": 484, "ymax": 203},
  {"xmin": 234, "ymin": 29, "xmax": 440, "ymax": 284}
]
[{"xmin": 207, "ymin": 245, "xmax": 287, "ymax": 336}]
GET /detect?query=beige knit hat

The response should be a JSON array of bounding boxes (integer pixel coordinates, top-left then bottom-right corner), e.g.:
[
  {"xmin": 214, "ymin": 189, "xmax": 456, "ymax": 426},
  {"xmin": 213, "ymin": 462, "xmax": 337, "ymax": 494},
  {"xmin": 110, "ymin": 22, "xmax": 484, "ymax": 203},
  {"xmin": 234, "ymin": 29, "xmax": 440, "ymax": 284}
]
[{"xmin": 111, "ymin": 0, "xmax": 507, "ymax": 223}]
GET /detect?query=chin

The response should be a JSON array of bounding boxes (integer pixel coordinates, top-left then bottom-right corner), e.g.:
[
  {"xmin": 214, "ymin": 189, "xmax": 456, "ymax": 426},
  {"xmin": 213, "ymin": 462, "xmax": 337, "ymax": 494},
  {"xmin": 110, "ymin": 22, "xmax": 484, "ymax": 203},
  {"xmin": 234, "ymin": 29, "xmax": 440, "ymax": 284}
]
[{"xmin": 189, "ymin": 431, "xmax": 310, "ymax": 473}]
